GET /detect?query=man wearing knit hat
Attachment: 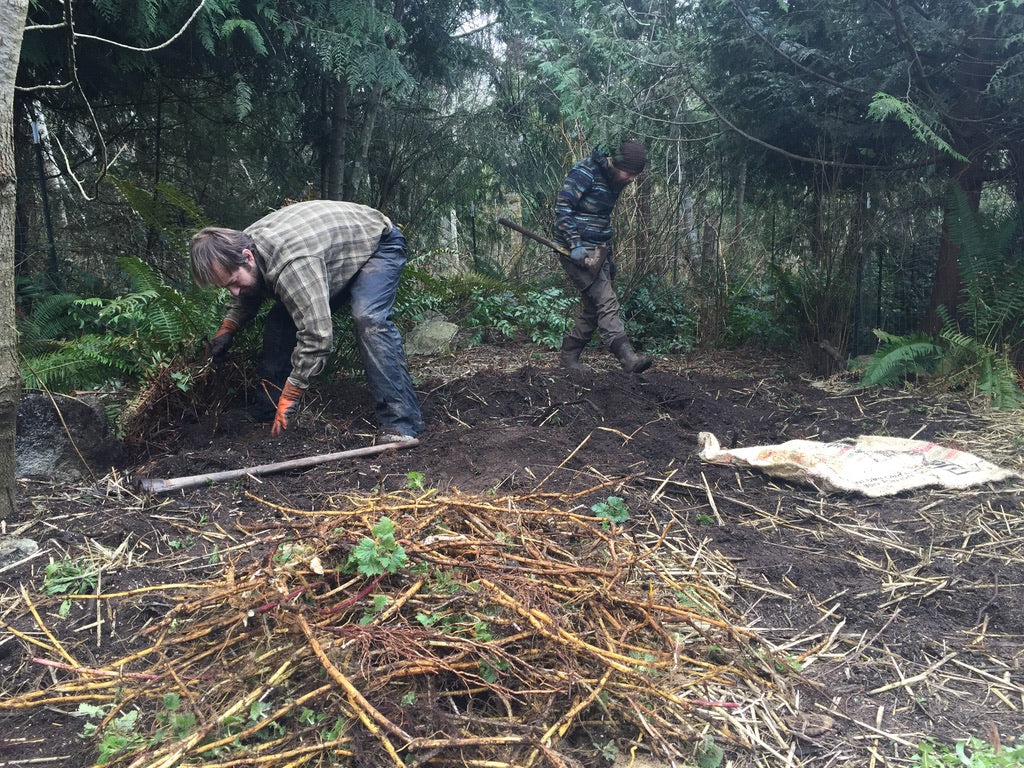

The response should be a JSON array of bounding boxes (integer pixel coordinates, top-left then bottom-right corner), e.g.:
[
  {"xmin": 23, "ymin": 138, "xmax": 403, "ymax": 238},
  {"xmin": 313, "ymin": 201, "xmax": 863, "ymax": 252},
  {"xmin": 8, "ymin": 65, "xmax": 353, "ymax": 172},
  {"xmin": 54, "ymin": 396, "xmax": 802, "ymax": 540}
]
[{"xmin": 552, "ymin": 139, "xmax": 652, "ymax": 374}]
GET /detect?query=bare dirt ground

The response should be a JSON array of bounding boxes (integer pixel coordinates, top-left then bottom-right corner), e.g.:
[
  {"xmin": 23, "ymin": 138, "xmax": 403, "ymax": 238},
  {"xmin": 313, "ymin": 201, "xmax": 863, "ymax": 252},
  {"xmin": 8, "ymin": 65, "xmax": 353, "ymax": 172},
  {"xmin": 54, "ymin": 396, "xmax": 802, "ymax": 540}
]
[{"xmin": 2, "ymin": 343, "xmax": 1023, "ymax": 768}]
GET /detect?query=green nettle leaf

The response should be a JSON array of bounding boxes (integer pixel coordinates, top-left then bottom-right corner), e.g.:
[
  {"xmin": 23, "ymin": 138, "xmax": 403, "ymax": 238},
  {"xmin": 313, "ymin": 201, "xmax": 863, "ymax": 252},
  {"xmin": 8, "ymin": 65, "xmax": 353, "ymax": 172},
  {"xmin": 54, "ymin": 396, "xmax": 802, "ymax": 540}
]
[
  {"xmin": 249, "ymin": 700, "xmax": 272, "ymax": 722},
  {"xmin": 591, "ymin": 496, "xmax": 630, "ymax": 528},
  {"xmin": 912, "ymin": 736, "xmax": 1024, "ymax": 766},
  {"xmin": 347, "ymin": 517, "xmax": 408, "ymax": 576},
  {"xmin": 350, "ymin": 539, "xmax": 386, "ymax": 575},
  {"xmin": 77, "ymin": 702, "xmax": 108, "ymax": 720},
  {"xmin": 696, "ymin": 735, "xmax": 724, "ymax": 768}
]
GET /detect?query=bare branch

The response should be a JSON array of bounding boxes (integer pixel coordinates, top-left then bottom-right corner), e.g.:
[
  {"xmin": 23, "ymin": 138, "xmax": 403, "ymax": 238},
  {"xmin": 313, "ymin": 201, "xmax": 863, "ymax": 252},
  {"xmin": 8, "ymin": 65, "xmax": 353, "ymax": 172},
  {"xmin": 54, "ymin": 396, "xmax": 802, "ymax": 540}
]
[{"xmin": 73, "ymin": 0, "xmax": 207, "ymax": 53}]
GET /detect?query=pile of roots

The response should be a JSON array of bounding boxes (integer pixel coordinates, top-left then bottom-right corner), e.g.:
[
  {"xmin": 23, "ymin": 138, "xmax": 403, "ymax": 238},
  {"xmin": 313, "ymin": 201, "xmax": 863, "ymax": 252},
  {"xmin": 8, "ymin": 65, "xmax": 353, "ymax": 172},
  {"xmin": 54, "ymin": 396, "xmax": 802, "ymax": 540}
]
[
  {"xmin": 3, "ymin": 487, "xmax": 789, "ymax": 767},
  {"xmin": 116, "ymin": 356, "xmax": 243, "ymax": 454}
]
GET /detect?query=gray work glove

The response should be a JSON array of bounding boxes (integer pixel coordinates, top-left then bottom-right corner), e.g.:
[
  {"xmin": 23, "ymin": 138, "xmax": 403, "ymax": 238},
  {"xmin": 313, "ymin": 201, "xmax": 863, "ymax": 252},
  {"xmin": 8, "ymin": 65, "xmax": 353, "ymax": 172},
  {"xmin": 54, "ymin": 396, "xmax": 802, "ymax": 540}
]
[{"xmin": 569, "ymin": 246, "xmax": 588, "ymax": 265}]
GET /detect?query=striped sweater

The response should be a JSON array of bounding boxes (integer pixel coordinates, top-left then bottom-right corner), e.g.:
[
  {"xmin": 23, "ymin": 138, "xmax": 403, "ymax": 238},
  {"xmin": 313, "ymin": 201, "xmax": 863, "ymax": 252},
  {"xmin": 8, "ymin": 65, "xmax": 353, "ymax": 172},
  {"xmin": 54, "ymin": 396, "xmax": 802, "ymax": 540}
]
[{"xmin": 553, "ymin": 146, "xmax": 622, "ymax": 249}]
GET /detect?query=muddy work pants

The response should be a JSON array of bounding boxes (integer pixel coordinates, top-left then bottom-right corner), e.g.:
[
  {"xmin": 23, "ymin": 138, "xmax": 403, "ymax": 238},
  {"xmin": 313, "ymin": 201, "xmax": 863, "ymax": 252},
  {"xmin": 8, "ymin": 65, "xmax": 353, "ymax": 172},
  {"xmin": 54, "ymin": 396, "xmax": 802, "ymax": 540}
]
[{"xmin": 559, "ymin": 246, "xmax": 625, "ymax": 347}]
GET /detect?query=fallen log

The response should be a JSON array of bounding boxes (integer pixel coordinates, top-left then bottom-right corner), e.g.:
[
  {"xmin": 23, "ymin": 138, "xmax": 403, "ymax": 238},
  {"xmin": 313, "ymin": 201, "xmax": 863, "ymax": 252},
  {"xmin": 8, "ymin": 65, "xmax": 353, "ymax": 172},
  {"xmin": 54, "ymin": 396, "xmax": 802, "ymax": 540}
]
[{"xmin": 136, "ymin": 439, "xmax": 419, "ymax": 494}]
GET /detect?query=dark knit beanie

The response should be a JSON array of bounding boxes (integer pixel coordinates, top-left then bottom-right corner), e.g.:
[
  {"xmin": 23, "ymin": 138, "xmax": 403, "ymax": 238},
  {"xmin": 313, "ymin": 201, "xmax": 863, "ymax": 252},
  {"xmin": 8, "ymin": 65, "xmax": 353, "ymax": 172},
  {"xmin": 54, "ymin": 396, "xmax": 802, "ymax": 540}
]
[{"xmin": 612, "ymin": 140, "xmax": 647, "ymax": 174}]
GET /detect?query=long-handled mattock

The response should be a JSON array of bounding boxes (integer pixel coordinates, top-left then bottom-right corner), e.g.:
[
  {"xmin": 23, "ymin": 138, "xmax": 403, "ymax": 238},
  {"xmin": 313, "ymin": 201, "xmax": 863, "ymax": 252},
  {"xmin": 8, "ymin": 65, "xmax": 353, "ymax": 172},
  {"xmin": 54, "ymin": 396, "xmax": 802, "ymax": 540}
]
[
  {"xmin": 497, "ymin": 218, "xmax": 607, "ymax": 273},
  {"xmin": 497, "ymin": 217, "xmax": 569, "ymax": 255},
  {"xmin": 137, "ymin": 440, "xmax": 419, "ymax": 494}
]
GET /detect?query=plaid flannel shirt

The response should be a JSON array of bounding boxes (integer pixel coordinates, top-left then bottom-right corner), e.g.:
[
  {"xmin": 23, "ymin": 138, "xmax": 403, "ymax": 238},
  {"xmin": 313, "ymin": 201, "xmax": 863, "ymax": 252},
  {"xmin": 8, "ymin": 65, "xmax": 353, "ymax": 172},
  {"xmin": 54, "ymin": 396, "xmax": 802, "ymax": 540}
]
[{"xmin": 224, "ymin": 200, "xmax": 393, "ymax": 389}]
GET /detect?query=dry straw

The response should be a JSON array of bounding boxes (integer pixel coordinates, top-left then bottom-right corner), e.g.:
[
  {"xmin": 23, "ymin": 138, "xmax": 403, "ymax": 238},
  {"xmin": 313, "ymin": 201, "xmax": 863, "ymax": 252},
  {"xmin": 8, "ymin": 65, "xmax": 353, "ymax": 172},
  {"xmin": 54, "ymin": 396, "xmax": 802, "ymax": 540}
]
[{"xmin": 1, "ymin": 485, "xmax": 795, "ymax": 768}]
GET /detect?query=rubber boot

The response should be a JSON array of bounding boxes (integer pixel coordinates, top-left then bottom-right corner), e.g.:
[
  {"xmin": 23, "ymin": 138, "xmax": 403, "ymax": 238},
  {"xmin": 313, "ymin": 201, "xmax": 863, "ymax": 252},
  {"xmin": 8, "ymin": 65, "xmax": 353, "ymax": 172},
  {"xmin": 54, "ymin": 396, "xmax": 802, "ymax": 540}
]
[
  {"xmin": 610, "ymin": 336, "xmax": 652, "ymax": 374},
  {"xmin": 559, "ymin": 335, "xmax": 591, "ymax": 374}
]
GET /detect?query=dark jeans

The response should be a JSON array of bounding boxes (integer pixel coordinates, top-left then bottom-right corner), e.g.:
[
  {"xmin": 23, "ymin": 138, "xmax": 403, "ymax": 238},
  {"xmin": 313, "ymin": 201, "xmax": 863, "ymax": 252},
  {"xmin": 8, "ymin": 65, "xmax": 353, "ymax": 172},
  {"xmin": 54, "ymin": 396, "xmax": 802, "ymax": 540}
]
[{"xmin": 258, "ymin": 226, "xmax": 424, "ymax": 437}]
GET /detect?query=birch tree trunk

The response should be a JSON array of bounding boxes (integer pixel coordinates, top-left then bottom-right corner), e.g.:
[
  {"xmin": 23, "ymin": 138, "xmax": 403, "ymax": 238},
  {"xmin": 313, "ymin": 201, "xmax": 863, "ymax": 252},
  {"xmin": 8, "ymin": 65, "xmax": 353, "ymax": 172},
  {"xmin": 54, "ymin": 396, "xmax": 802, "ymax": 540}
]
[{"xmin": 0, "ymin": 0, "xmax": 30, "ymax": 519}]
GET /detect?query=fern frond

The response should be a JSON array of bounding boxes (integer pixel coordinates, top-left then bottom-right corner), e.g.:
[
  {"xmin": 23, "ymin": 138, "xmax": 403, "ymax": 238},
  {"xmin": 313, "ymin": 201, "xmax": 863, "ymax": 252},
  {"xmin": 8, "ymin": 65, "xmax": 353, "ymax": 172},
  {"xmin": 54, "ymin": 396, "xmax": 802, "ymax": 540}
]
[
  {"xmin": 946, "ymin": 189, "xmax": 1024, "ymax": 350},
  {"xmin": 859, "ymin": 329, "xmax": 943, "ymax": 388},
  {"xmin": 17, "ymin": 293, "xmax": 87, "ymax": 351},
  {"xmin": 977, "ymin": 355, "xmax": 1023, "ymax": 410},
  {"xmin": 937, "ymin": 325, "xmax": 1023, "ymax": 408},
  {"xmin": 21, "ymin": 335, "xmax": 137, "ymax": 391},
  {"xmin": 108, "ymin": 177, "xmax": 207, "ymax": 235},
  {"xmin": 221, "ymin": 19, "xmax": 268, "ymax": 54},
  {"xmin": 111, "ymin": 256, "xmax": 216, "ymax": 344},
  {"xmin": 233, "ymin": 76, "xmax": 254, "ymax": 120},
  {"xmin": 19, "ymin": 256, "xmax": 221, "ymax": 393}
]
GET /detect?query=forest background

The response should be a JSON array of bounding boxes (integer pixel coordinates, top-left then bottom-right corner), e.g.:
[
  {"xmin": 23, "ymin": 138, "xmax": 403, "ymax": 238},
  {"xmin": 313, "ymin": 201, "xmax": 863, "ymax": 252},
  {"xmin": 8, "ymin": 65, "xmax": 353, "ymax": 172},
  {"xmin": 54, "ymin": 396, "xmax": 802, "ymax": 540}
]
[{"xmin": 2, "ymin": 0, "xmax": 1024, "ymax": 518}]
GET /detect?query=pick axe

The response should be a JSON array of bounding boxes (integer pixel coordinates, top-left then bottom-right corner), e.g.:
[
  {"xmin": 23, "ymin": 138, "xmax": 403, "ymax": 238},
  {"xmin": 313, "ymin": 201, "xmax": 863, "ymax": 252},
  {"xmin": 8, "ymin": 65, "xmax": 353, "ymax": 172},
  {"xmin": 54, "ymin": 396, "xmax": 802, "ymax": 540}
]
[{"xmin": 497, "ymin": 218, "xmax": 607, "ymax": 273}]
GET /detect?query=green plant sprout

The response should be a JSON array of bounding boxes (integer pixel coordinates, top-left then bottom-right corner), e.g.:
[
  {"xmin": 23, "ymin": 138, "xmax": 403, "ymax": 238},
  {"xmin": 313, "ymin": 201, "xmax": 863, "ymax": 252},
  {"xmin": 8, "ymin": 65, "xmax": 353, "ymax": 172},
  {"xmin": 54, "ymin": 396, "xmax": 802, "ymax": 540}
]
[
  {"xmin": 43, "ymin": 558, "xmax": 99, "ymax": 617},
  {"xmin": 676, "ymin": 587, "xmax": 715, "ymax": 614},
  {"xmin": 590, "ymin": 496, "xmax": 630, "ymax": 529},
  {"xmin": 406, "ymin": 471, "xmax": 426, "ymax": 491},
  {"xmin": 471, "ymin": 620, "xmax": 492, "ymax": 642},
  {"xmin": 154, "ymin": 694, "xmax": 196, "ymax": 740},
  {"xmin": 695, "ymin": 734, "xmax": 725, "ymax": 768},
  {"xmin": 479, "ymin": 657, "xmax": 510, "ymax": 683},
  {"xmin": 347, "ymin": 517, "xmax": 408, "ymax": 576},
  {"xmin": 360, "ymin": 594, "xmax": 391, "ymax": 625},
  {"xmin": 913, "ymin": 735, "xmax": 1024, "ymax": 767},
  {"xmin": 167, "ymin": 535, "xmax": 195, "ymax": 550},
  {"xmin": 298, "ymin": 708, "xmax": 329, "ymax": 727},
  {"xmin": 595, "ymin": 740, "xmax": 618, "ymax": 762},
  {"xmin": 428, "ymin": 568, "xmax": 460, "ymax": 594},
  {"xmin": 320, "ymin": 714, "xmax": 348, "ymax": 741},
  {"xmin": 43, "ymin": 559, "xmax": 98, "ymax": 596},
  {"xmin": 274, "ymin": 541, "xmax": 314, "ymax": 565},
  {"xmin": 77, "ymin": 703, "xmax": 145, "ymax": 763},
  {"xmin": 170, "ymin": 370, "xmax": 193, "ymax": 392},
  {"xmin": 774, "ymin": 654, "xmax": 804, "ymax": 675}
]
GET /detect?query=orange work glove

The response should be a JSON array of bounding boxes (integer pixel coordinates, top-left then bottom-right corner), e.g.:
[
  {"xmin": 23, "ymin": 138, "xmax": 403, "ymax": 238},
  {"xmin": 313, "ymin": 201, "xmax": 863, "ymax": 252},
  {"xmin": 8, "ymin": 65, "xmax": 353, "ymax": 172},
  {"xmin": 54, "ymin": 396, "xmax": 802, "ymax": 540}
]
[
  {"xmin": 271, "ymin": 381, "xmax": 304, "ymax": 436},
  {"xmin": 206, "ymin": 318, "xmax": 240, "ymax": 362}
]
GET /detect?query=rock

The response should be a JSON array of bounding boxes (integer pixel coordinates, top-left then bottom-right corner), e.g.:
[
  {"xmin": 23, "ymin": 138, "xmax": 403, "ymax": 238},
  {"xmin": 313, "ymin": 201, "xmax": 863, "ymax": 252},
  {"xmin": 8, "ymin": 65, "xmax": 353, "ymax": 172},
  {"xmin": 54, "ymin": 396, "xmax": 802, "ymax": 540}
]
[
  {"xmin": 405, "ymin": 318, "xmax": 459, "ymax": 356},
  {"xmin": 0, "ymin": 537, "xmax": 39, "ymax": 569},
  {"xmin": 16, "ymin": 393, "xmax": 125, "ymax": 483}
]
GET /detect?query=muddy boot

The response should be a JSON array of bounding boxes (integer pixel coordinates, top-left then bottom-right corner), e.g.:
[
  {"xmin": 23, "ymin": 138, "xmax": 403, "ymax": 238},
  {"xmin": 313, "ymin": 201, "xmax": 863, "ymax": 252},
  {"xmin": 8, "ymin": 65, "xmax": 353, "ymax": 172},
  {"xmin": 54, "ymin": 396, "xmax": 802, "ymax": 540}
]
[
  {"xmin": 610, "ymin": 336, "xmax": 652, "ymax": 374},
  {"xmin": 559, "ymin": 335, "xmax": 591, "ymax": 374}
]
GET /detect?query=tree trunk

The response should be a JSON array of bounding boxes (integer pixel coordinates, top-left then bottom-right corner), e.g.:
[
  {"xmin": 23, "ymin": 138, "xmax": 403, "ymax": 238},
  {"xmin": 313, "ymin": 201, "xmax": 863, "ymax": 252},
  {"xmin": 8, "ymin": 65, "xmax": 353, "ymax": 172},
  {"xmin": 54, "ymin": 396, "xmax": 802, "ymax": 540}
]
[
  {"xmin": 0, "ymin": 0, "xmax": 31, "ymax": 520},
  {"xmin": 144, "ymin": 88, "xmax": 163, "ymax": 257},
  {"xmin": 633, "ymin": 171, "xmax": 652, "ymax": 276},
  {"xmin": 350, "ymin": 79, "xmax": 384, "ymax": 201},
  {"xmin": 698, "ymin": 217, "xmax": 726, "ymax": 347},
  {"xmin": 13, "ymin": 97, "xmax": 31, "ymax": 281},
  {"xmin": 729, "ymin": 158, "xmax": 746, "ymax": 260},
  {"xmin": 327, "ymin": 77, "xmax": 349, "ymax": 201},
  {"xmin": 926, "ymin": 166, "xmax": 983, "ymax": 334},
  {"xmin": 350, "ymin": 0, "xmax": 405, "ymax": 203}
]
